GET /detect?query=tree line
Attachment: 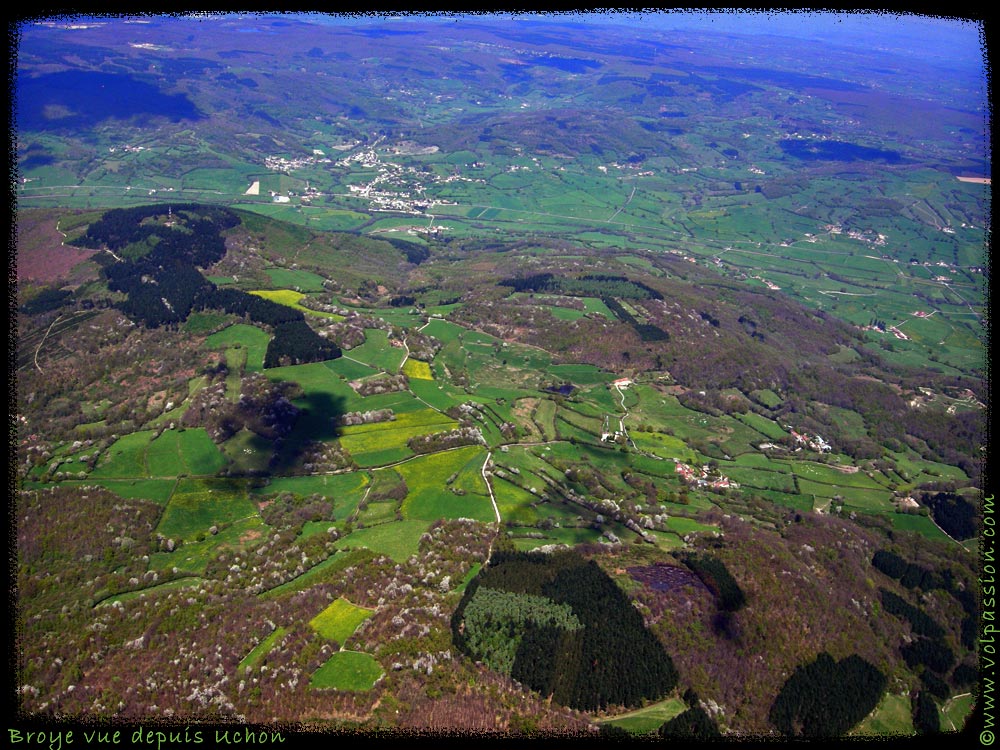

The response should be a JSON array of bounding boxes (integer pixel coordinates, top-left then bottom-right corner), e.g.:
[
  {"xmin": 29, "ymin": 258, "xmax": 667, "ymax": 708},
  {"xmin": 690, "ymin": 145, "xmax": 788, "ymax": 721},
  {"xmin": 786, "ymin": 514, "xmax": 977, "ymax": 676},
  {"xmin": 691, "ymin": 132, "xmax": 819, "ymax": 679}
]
[
  {"xmin": 452, "ymin": 549, "xmax": 678, "ymax": 711},
  {"xmin": 73, "ymin": 205, "xmax": 340, "ymax": 368}
]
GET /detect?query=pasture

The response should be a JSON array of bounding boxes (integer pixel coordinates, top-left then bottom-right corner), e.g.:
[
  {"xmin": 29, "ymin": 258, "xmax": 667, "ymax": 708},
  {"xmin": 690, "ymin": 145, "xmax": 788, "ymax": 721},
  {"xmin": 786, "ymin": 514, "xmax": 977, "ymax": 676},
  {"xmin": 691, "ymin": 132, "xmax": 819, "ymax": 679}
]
[
  {"xmin": 88, "ymin": 430, "xmax": 156, "ymax": 478},
  {"xmin": 146, "ymin": 428, "xmax": 228, "ymax": 477},
  {"xmin": 309, "ymin": 597, "xmax": 375, "ymax": 642},
  {"xmin": 156, "ymin": 478, "xmax": 260, "ymax": 541},
  {"xmin": 238, "ymin": 626, "xmax": 288, "ymax": 674},
  {"xmin": 600, "ymin": 697, "xmax": 687, "ymax": 734},
  {"xmin": 338, "ymin": 409, "xmax": 457, "ymax": 466},
  {"xmin": 249, "ymin": 289, "xmax": 345, "ymax": 320},
  {"xmin": 149, "ymin": 516, "xmax": 270, "ymax": 575},
  {"xmin": 397, "ymin": 446, "xmax": 494, "ymax": 522},
  {"xmin": 253, "ymin": 472, "xmax": 370, "ymax": 521},
  {"xmin": 851, "ymin": 692, "xmax": 914, "ymax": 737},
  {"xmin": 75, "ymin": 478, "xmax": 178, "ymax": 505},
  {"xmin": 333, "ymin": 519, "xmax": 431, "ymax": 562},
  {"xmin": 204, "ymin": 324, "xmax": 270, "ymax": 372},
  {"xmin": 263, "ymin": 267, "xmax": 328, "ymax": 292},
  {"xmin": 348, "ymin": 329, "xmax": 407, "ymax": 372},
  {"xmin": 310, "ymin": 651, "xmax": 384, "ymax": 692}
]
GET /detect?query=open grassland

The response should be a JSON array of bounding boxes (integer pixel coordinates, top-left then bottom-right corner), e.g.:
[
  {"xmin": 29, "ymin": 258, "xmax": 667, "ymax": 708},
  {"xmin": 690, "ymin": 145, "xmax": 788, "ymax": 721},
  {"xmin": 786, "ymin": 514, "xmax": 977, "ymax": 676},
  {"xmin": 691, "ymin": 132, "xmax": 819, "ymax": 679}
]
[
  {"xmin": 253, "ymin": 472, "xmax": 370, "ymax": 521},
  {"xmin": 510, "ymin": 525, "xmax": 604, "ymax": 551},
  {"xmin": 348, "ymin": 329, "xmax": 406, "ymax": 372},
  {"xmin": 492, "ymin": 479, "xmax": 545, "ymax": 526},
  {"xmin": 397, "ymin": 446, "xmax": 494, "ymax": 522},
  {"xmin": 88, "ymin": 430, "xmax": 156, "ymax": 478},
  {"xmin": 325, "ymin": 356, "xmax": 380, "ymax": 381},
  {"xmin": 65, "ymin": 478, "xmax": 178, "ymax": 505},
  {"xmin": 533, "ymin": 399, "xmax": 558, "ymax": 441},
  {"xmin": 146, "ymin": 428, "xmax": 229, "ymax": 477},
  {"xmin": 250, "ymin": 289, "xmax": 344, "ymax": 320},
  {"xmin": 851, "ymin": 692, "xmax": 914, "ymax": 737},
  {"xmin": 263, "ymin": 267, "xmax": 328, "ymax": 292},
  {"xmin": 156, "ymin": 478, "xmax": 260, "ymax": 541},
  {"xmin": 95, "ymin": 577, "xmax": 204, "ymax": 607},
  {"xmin": 733, "ymin": 411, "xmax": 789, "ymax": 441},
  {"xmin": 238, "ymin": 626, "xmax": 288, "ymax": 674},
  {"xmin": 421, "ymin": 318, "xmax": 472, "ymax": 344},
  {"xmin": 204, "ymin": 324, "xmax": 270, "ymax": 372},
  {"xmin": 409, "ymin": 378, "xmax": 466, "ymax": 412},
  {"xmin": 548, "ymin": 362, "xmax": 614, "ymax": 385},
  {"xmin": 723, "ymin": 464, "xmax": 797, "ymax": 493},
  {"xmin": 631, "ymin": 431, "xmax": 698, "ymax": 462},
  {"xmin": 264, "ymin": 360, "xmax": 358, "ymax": 408},
  {"xmin": 261, "ymin": 549, "xmax": 378, "ymax": 598},
  {"xmin": 939, "ymin": 693, "xmax": 976, "ymax": 733},
  {"xmin": 889, "ymin": 451, "xmax": 970, "ymax": 486},
  {"xmin": 665, "ymin": 515, "xmax": 719, "ymax": 536},
  {"xmin": 149, "ymin": 516, "xmax": 270, "ymax": 575},
  {"xmin": 309, "ymin": 597, "xmax": 375, "ymax": 642},
  {"xmin": 888, "ymin": 513, "xmax": 955, "ymax": 543},
  {"xmin": 219, "ymin": 429, "xmax": 276, "ymax": 475},
  {"xmin": 791, "ymin": 461, "xmax": 891, "ymax": 489},
  {"xmin": 310, "ymin": 651, "xmax": 384, "ymax": 692},
  {"xmin": 332, "ymin": 519, "xmax": 431, "ymax": 562},
  {"xmin": 338, "ymin": 408, "xmax": 457, "ymax": 466},
  {"xmin": 183, "ymin": 311, "xmax": 233, "ymax": 334},
  {"xmin": 600, "ymin": 697, "xmax": 687, "ymax": 734}
]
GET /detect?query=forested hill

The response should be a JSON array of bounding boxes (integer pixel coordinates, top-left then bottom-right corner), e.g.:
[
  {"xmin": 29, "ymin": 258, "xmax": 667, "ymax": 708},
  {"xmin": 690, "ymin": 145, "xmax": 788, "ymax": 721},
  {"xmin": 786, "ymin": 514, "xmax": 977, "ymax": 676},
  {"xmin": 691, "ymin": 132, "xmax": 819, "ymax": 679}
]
[{"xmin": 71, "ymin": 205, "xmax": 348, "ymax": 368}]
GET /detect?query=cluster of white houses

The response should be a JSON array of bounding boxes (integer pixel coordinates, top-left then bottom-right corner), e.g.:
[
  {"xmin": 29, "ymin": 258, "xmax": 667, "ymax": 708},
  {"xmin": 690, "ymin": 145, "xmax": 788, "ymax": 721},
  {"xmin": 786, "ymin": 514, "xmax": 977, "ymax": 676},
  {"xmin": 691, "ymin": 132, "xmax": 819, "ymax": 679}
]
[
  {"xmin": 674, "ymin": 460, "xmax": 737, "ymax": 491},
  {"xmin": 788, "ymin": 428, "xmax": 831, "ymax": 453}
]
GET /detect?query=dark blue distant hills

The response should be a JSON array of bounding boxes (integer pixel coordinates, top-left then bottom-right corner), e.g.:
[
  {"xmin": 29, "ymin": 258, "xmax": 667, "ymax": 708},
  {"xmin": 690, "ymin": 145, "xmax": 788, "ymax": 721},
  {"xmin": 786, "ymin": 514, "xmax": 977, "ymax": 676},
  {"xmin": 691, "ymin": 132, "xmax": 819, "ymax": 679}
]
[{"xmin": 16, "ymin": 70, "xmax": 204, "ymax": 131}]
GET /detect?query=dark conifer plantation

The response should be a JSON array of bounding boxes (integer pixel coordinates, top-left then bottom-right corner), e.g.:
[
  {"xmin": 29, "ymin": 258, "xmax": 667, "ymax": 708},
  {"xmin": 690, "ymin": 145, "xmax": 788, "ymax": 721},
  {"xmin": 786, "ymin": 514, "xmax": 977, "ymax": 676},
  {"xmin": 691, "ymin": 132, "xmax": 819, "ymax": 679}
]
[
  {"xmin": 768, "ymin": 652, "xmax": 886, "ymax": 737},
  {"xmin": 453, "ymin": 550, "xmax": 678, "ymax": 711}
]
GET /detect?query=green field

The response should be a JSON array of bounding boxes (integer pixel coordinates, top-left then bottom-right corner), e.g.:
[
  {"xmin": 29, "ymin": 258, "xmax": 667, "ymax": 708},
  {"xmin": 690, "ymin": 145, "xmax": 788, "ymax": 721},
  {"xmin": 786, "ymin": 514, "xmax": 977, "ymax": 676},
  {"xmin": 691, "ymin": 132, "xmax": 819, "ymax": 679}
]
[
  {"xmin": 333, "ymin": 519, "xmax": 431, "ymax": 562},
  {"xmin": 510, "ymin": 525, "xmax": 604, "ymax": 550},
  {"xmin": 325, "ymin": 357, "xmax": 380, "ymax": 381},
  {"xmin": 146, "ymin": 428, "xmax": 229, "ymax": 476},
  {"xmin": 600, "ymin": 697, "xmax": 687, "ymax": 734},
  {"xmin": 95, "ymin": 576, "xmax": 204, "ymax": 607},
  {"xmin": 263, "ymin": 267, "xmax": 328, "ymax": 292},
  {"xmin": 250, "ymin": 289, "xmax": 344, "ymax": 320},
  {"xmin": 310, "ymin": 651, "xmax": 384, "ymax": 691},
  {"xmin": 252, "ymin": 472, "xmax": 370, "ymax": 521},
  {"xmin": 72, "ymin": 478, "xmax": 178, "ymax": 505},
  {"xmin": 204, "ymin": 324, "xmax": 270, "ymax": 372},
  {"xmin": 156, "ymin": 478, "xmax": 260, "ymax": 541},
  {"xmin": 940, "ymin": 693, "xmax": 976, "ymax": 733},
  {"xmin": 88, "ymin": 431, "xmax": 156, "ymax": 478},
  {"xmin": 148, "ymin": 516, "xmax": 270, "ymax": 575},
  {"xmin": 238, "ymin": 626, "xmax": 288, "ymax": 673},
  {"xmin": 396, "ymin": 446, "xmax": 494, "ymax": 522},
  {"xmin": 852, "ymin": 692, "xmax": 915, "ymax": 737},
  {"xmin": 348, "ymin": 329, "xmax": 407, "ymax": 372},
  {"xmin": 888, "ymin": 513, "xmax": 956, "ymax": 543},
  {"xmin": 309, "ymin": 597, "xmax": 375, "ymax": 642},
  {"xmin": 338, "ymin": 409, "xmax": 457, "ymax": 465}
]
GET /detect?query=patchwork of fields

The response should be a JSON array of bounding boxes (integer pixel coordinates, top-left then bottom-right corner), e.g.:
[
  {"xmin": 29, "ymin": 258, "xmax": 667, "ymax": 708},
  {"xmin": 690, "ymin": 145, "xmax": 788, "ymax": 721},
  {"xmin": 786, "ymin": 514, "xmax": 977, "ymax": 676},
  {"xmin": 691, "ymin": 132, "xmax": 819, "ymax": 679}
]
[{"xmin": 29, "ymin": 300, "xmax": 969, "ymax": 594}]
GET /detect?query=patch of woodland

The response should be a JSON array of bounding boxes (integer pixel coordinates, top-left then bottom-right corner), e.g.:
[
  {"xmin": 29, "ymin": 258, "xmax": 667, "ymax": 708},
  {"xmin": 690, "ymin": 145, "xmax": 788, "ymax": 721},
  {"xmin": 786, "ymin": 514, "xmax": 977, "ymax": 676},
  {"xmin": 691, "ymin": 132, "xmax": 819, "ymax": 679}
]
[
  {"xmin": 349, "ymin": 373, "xmax": 410, "ymax": 396},
  {"xmin": 17, "ymin": 310, "xmax": 208, "ymax": 454},
  {"xmin": 182, "ymin": 373, "xmax": 303, "ymax": 444},
  {"xmin": 452, "ymin": 548, "xmax": 679, "ymax": 712},
  {"xmin": 768, "ymin": 652, "xmax": 887, "ymax": 737}
]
